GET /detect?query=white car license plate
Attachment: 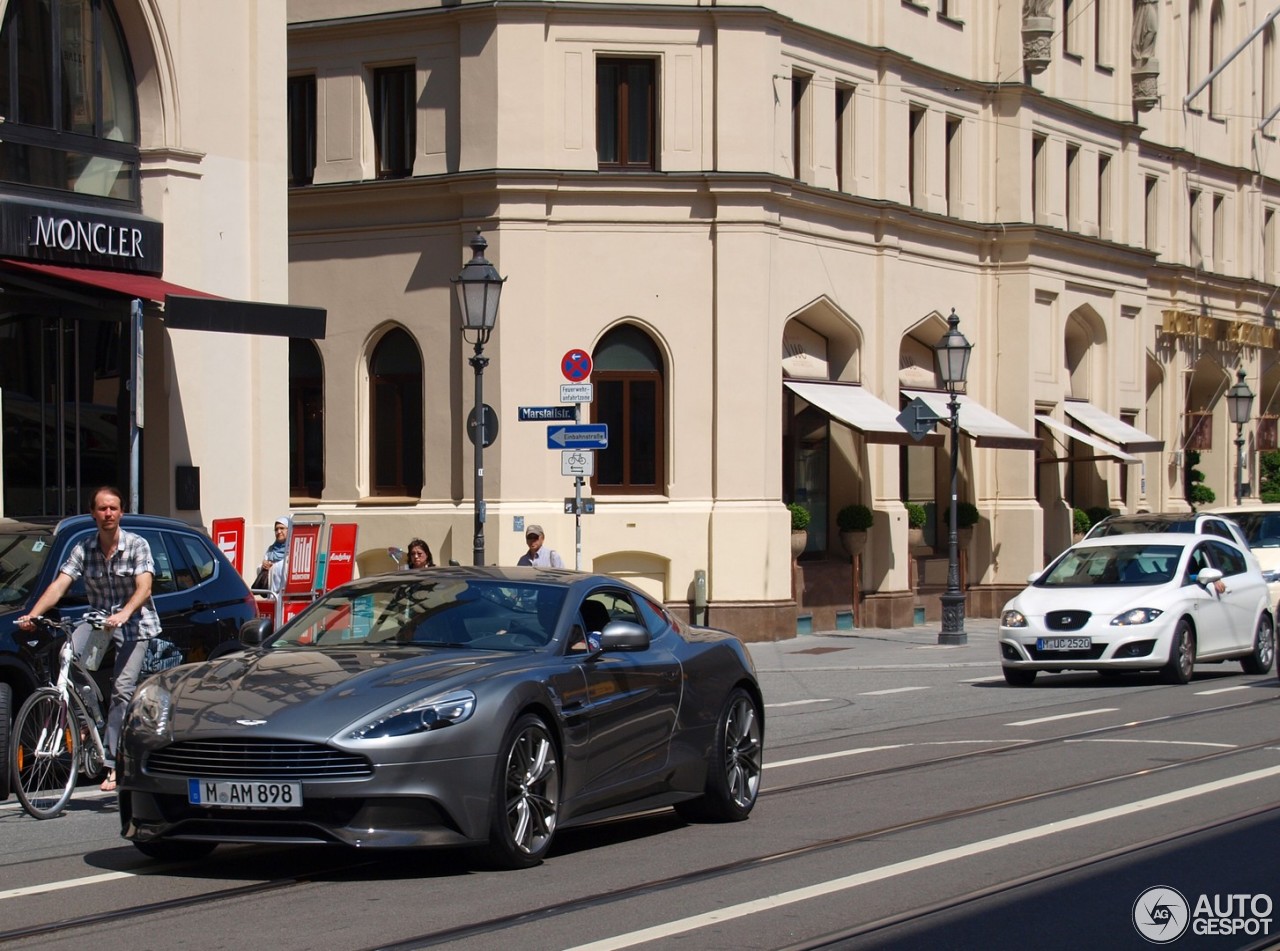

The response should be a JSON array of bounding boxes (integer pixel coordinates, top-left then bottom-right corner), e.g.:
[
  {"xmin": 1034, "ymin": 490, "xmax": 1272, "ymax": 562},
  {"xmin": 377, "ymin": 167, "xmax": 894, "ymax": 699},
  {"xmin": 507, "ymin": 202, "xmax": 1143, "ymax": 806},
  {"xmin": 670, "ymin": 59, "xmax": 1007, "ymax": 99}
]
[
  {"xmin": 187, "ymin": 779, "xmax": 302, "ymax": 808},
  {"xmin": 1037, "ymin": 637, "xmax": 1091, "ymax": 651}
]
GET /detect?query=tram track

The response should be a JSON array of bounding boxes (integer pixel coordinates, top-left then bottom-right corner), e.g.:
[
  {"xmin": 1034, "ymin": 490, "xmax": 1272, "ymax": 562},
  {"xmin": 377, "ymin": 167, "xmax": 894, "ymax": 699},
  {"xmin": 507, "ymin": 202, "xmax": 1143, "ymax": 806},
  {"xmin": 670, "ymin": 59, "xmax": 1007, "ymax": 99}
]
[{"xmin": 2, "ymin": 693, "xmax": 1277, "ymax": 947}]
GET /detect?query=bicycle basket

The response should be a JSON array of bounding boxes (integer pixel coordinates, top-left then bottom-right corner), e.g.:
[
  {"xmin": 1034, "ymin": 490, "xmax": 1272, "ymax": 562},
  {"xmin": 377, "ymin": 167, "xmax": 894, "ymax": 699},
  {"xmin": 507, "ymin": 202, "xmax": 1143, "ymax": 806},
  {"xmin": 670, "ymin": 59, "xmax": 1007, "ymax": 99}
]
[{"xmin": 74, "ymin": 621, "xmax": 112, "ymax": 672}]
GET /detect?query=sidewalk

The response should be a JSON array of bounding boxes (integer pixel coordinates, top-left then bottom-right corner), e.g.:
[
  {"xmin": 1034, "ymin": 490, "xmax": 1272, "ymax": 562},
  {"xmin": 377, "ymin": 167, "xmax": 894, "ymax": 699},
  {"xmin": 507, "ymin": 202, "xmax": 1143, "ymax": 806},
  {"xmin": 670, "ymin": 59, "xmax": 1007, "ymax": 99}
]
[{"xmin": 745, "ymin": 617, "xmax": 1002, "ymax": 672}]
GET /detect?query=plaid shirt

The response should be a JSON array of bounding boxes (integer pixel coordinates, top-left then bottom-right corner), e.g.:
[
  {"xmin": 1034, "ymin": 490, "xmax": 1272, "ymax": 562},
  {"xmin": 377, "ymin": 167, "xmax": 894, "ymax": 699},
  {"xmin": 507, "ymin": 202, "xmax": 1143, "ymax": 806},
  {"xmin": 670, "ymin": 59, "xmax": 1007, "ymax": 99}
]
[{"xmin": 59, "ymin": 529, "xmax": 162, "ymax": 641}]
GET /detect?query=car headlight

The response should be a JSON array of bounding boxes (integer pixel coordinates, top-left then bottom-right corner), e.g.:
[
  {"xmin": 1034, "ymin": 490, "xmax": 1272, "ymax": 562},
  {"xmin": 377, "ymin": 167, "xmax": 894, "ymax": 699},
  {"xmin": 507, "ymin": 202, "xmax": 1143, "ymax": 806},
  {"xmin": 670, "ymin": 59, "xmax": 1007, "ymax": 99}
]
[
  {"xmin": 1002, "ymin": 609, "xmax": 1028, "ymax": 628},
  {"xmin": 348, "ymin": 689, "xmax": 476, "ymax": 740},
  {"xmin": 129, "ymin": 682, "xmax": 172, "ymax": 737},
  {"xmin": 1111, "ymin": 608, "xmax": 1163, "ymax": 626}
]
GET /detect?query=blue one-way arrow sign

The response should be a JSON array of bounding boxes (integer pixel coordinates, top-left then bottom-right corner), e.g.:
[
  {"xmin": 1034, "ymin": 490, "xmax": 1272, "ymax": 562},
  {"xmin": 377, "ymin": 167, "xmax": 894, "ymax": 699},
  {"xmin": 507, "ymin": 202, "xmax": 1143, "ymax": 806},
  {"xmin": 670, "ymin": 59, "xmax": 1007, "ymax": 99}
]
[{"xmin": 547, "ymin": 424, "xmax": 608, "ymax": 449}]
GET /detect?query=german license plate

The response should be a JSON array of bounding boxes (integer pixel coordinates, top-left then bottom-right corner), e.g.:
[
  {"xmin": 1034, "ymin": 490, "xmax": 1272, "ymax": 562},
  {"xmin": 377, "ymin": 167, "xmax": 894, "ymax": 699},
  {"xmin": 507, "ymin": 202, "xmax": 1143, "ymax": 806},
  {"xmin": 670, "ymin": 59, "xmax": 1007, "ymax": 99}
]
[
  {"xmin": 188, "ymin": 779, "xmax": 302, "ymax": 808},
  {"xmin": 1037, "ymin": 637, "xmax": 1091, "ymax": 651}
]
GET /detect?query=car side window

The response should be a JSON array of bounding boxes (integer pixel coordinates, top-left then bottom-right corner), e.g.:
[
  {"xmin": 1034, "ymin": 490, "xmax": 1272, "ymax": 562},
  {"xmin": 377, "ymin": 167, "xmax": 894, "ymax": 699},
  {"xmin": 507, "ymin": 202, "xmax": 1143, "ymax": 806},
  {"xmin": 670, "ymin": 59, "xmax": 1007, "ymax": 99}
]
[
  {"xmin": 635, "ymin": 595, "xmax": 671, "ymax": 639},
  {"xmin": 134, "ymin": 529, "xmax": 178, "ymax": 595},
  {"xmin": 1207, "ymin": 541, "xmax": 1247, "ymax": 577},
  {"xmin": 571, "ymin": 589, "xmax": 641, "ymax": 651},
  {"xmin": 1182, "ymin": 546, "xmax": 1212, "ymax": 586},
  {"xmin": 172, "ymin": 532, "xmax": 216, "ymax": 585},
  {"xmin": 1202, "ymin": 520, "xmax": 1232, "ymax": 540}
]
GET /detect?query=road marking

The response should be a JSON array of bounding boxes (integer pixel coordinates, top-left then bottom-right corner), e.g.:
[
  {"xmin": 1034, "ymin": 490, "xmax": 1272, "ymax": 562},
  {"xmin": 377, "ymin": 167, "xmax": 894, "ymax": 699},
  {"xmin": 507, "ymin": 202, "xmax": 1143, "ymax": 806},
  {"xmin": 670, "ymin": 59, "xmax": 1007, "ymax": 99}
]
[
  {"xmin": 1195, "ymin": 685, "xmax": 1253, "ymax": 696},
  {"xmin": 859, "ymin": 686, "xmax": 931, "ymax": 696},
  {"xmin": 764, "ymin": 699, "xmax": 836, "ymax": 708},
  {"xmin": 562, "ymin": 763, "xmax": 1280, "ymax": 951},
  {"xmin": 765, "ymin": 745, "xmax": 907, "ymax": 769},
  {"xmin": 0, "ymin": 871, "xmax": 135, "ymax": 901},
  {"xmin": 959, "ymin": 676, "xmax": 1006, "ymax": 683},
  {"xmin": 1065, "ymin": 738, "xmax": 1237, "ymax": 749},
  {"xmin": 1005, "ymin": 708, "xmax": 1118, "ymax": 726}
]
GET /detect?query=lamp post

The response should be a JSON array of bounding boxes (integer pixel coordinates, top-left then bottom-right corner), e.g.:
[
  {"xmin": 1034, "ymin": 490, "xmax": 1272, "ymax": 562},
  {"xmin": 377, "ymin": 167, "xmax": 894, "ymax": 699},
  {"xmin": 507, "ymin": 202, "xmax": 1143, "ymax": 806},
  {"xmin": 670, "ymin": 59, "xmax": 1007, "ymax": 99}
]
[
  {"xmin": 451, "ymin": 229, "xmax": 506, "ymax": 566},
  {"xmin": 935, "ymin": 308, "xmax": 972, "ymax": 646},
  {"xmin": 1226, "ymin": 367, "xmax": 1254, "ymax": 506}
]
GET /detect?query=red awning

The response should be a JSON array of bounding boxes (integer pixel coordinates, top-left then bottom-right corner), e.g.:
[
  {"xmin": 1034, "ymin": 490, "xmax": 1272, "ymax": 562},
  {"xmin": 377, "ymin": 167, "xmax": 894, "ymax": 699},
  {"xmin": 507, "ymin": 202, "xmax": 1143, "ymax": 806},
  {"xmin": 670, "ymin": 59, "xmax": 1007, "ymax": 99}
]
[{"xmin": 0, "ymin": 258, "xmax": 222, "ymax": 301}]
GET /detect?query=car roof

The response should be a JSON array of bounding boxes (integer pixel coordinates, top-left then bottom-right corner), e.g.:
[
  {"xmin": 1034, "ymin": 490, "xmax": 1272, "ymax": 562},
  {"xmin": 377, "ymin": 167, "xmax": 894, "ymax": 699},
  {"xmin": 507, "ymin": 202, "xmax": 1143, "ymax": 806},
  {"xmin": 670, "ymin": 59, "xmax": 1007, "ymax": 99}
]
[
  {"xmin": 352, "ymin": 564, "xmax": 640, "ymax": 592},
  {"xmin": 1072, "ymin": 532, "xmax": 1197, "ymax": 548},
  {"xmin": 0, "ymin": 513, "xmax": 209, "ymax": 536},
  {"xmin": 1096, "ymin": 512, "xmax": 1227, "ymax": 527},
  {"xmin": 1208, "ymin": 504, "xmax": 1280, "ymax": 514}
]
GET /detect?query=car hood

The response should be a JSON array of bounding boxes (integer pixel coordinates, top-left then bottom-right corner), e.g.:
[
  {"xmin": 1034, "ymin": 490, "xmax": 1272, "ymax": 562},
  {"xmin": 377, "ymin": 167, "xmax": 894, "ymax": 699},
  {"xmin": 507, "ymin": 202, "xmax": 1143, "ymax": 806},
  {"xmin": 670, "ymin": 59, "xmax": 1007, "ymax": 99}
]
[
  {"xmin": 1005, "ymin": 581, "xmax": 1172, "ymax": 618},
  {"xmin": 156, "ymin": 647, "xmax": 524, "ymax": 738}
]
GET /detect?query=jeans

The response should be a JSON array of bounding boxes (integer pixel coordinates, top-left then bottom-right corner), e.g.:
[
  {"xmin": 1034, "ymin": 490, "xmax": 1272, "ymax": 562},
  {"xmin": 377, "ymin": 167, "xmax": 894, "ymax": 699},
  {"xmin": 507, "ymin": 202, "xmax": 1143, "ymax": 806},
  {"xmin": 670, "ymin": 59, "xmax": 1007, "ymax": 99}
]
[{"xmin": 103, "ymin": 633, "xmax": 149, "ymax": 769}]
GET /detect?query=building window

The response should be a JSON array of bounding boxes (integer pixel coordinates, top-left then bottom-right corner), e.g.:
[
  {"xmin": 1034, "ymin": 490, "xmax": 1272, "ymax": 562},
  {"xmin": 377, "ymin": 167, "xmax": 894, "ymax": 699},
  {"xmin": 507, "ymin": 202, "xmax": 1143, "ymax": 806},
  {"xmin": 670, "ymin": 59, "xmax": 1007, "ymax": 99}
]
[
  {"xmin": 289, "ymin": 338, "xmax": 324, "ymax": 498},
  {"xmin": 836, "ymin": 84, "xmax": 854, "ymax": 192},
  {"xmin": 1212, "ymin": 193, "xmax": 1225, "ymax": 270},
  {"xmin": 1144, "ymin": 175, "xmax": 1159, "ymax": 251},
  {"xmin": 1097, "ymin": 153, "xmax": 1112, "ymax": 239},
  {"xmin": 1188, "ymin": 0, "xmax": 1203, "ymax": 103},
  {"xmin": 1066, "ymin": 144, "xmax": 1080, "ymax": 231},
  {"xmin": 1095, "ymin": 0, "xmax": 1111, "ymax": 67},
  {"xmin": 791, "ymin": 70, "xmax": 811, "ymax": 182},
  {"xmin": 1189, "ymin": 188, "xmax": 1203, "ymax": 266},
  {"xmin": 945, "ymin": 115, "xmax": 961, "ymax": 217},
  {"xmin": 373, "ymin": 65, "xmax": 414, "ymax": 179},
  {"xmin": 0, "ymin": 0, "xmax": 139, "ymax": 202},
  {"xmin": 597, "ymin": 58, "xmax": 656, "ymax": 170},
  {"xmin": 908, "ymin": 105, "xmax": 926, "ymax": 208},
  {"xmin": 288, "ymin": 75, "xmax": 317, "ymax": 187},
  {"xmin": 1032, "ymin": 133, "xmax": 1047, "ymax": 224},
  {"xmin": 1063, "ymin": 0, "xmax": 1085, "ymax": 57},
  {"xmin": 591, "ymin": 325, "xmax": 665, "ymax": 494},
  {"xmin": 1265, "ymin": 25, "xmax": 1277, "ymax": 125},
  {"xmin": 369, "ymin": 327, "xmax": 422, "ymax": 497},
  {"xmin": 1265, "ymin": 207, "xmax": 1276, "ymax": 282},
  {"xmin": 1209, "ymin": 1, "xmax": 1224, "ymax": 118}
]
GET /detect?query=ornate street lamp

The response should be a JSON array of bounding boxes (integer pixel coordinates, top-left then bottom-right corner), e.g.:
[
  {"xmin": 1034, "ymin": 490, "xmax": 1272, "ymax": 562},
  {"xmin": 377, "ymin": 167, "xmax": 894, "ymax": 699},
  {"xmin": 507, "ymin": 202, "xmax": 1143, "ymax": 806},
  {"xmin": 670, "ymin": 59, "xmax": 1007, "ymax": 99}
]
[
  {"xmin": 1226, "ymin": 367, "xmax": 1254, "ymax": 506},
  {"xmin": 451, "ymin": 229, "xmax": 506, "ymax": 566},
  {"xmin": 935, "ymin": 309, "xmax": 972, "ymax": 646}
]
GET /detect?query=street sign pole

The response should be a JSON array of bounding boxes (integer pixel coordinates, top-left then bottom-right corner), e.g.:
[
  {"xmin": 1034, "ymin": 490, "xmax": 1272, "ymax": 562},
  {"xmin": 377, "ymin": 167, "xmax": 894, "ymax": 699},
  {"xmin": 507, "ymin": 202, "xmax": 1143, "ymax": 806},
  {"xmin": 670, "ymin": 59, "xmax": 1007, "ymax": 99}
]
[{"xmin": 575, "ymin": 402, "xmax": 583, "ymax": 570}]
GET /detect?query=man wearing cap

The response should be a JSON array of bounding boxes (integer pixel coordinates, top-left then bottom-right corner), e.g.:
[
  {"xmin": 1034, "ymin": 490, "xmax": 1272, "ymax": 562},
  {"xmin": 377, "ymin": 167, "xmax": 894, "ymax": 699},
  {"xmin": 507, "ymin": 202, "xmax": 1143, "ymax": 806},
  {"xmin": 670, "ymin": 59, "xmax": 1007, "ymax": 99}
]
[{"xmin": 517, "ymin": 524, "xmax": 564, "ymax": 568}]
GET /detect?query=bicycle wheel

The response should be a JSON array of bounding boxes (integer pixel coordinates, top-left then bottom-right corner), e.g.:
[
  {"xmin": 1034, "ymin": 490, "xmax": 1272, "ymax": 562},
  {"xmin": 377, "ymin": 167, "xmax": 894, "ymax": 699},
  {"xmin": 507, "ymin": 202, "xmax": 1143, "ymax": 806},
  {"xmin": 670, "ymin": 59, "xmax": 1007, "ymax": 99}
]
[{"xmin": 11, "ymin": 688, "xmax": 80, "ymax": 819}]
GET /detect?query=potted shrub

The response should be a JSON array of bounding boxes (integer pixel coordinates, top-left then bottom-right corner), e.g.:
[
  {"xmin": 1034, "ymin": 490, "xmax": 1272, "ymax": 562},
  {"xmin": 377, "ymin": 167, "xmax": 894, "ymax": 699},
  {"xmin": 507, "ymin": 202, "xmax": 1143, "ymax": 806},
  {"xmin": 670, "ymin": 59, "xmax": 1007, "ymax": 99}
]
[
  {"xmin": 943, "ymin": 502, "xmax": 980, "ymax": 546},
  {"xmin": 836, "ymin": 503, "xmax": 873, "ymax": 557},
  {"xmin": 788, "ymin": 502, "xmax": 811, "ymax": 559},
  {"xmin": 905, "ymin": 501, "xmax": 928, "ymax": 550},
  {"xmin": 1072, "ymin": 507, "xmax": 1091, "ymax": 540}
]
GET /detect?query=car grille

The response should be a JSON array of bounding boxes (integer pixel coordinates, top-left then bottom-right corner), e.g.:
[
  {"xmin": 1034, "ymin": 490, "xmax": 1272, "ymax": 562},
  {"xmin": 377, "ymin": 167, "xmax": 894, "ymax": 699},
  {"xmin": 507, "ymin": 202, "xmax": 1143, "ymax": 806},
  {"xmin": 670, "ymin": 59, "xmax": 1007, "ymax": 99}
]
[
  {"xmin": 1045, "ymin": 610, "xmax": 1090, "ymax": 631},
  {"xmin": 144, "ymin": 739, "xmax": 373, "ymax": 780}
]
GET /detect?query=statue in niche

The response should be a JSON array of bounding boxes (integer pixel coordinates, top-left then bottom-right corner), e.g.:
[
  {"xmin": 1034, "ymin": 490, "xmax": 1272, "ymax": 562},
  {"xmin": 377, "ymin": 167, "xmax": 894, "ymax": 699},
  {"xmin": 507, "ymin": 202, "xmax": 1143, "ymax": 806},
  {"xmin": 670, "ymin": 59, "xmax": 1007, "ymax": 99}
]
[
  {"xmin": 1132, "ymin": 0, "xmax": 1159, "ymax": 65},
  {"xmin": 1024, "ymin": 0, "xmax": 1053, "ymax": 18}
]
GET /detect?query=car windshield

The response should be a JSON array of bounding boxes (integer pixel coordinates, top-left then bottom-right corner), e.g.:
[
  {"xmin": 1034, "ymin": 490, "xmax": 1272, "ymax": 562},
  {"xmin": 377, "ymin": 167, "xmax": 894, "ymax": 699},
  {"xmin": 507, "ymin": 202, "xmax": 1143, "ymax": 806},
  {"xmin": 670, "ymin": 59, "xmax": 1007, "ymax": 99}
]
[
  {"xmin": 1037, "ymin": 543, "xmax": 1182, "ymax": 587},
  {"xmin": 0, "ymin": 531, "xmax": 53, "ymax": 607},
  {"xmin": 1089, "ymin": 517, "xmax": 1195, "ymax": 536},
  {"xmin": 1225, "ymin": 512, "xmax": 1280, "ymax": 548},
  {"xmin": 269, "ymin": 577, "xmax": 567, "ymax": 651}
]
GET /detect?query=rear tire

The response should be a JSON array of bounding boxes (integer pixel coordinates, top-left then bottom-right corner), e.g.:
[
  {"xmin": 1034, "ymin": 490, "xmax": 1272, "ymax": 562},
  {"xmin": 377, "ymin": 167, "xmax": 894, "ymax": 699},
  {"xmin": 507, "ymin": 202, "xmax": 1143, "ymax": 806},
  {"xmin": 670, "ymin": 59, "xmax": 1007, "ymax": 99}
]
[
  {"xmin": 0, "ymin": 683, "xmax": 11, "ymax": 802},
  {"xmin": 1160, "ymin": 621, "xmax": 1196, "ymax": 685},
  {"xmin": 133, "ymin": 839, "xmax": 218, "ymax": 861},
  {"xmin": 484, "ymin": 714, "xmax": 560, "ymax": 869},
  {"xmin": 1002, "ymin": 667, "xmax": 1037, "ymax": 686},
  {"xmin": 12, "ymin": 688, "xmax": 79, "ymax": 819},
  {"xmin": 675, "ymin": 687, "xmax": 763, "ymax": 823},
  {"xmin": 1240, "ymin": 615, "xmax": 1275, "ymax": 675}
]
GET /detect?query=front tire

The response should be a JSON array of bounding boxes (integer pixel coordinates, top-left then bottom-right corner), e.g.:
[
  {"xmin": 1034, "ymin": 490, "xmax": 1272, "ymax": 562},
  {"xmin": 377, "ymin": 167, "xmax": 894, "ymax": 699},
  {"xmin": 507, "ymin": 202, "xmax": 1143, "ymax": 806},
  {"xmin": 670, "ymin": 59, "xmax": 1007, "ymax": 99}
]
[
  {"xmin": 1160, "ymin": 621, "xmax": 1196, "ymax": 685},
  {"xmin": 1002, "ymin": 667, "xmax": 1037, "ymax": 687},
  {"xmin": 484, "ymin": 714, "xmax": 560, "ymax": 869},
  {"xmin": 12, "ymin": 688, "xmax": 79, "ymax": 819},
  {"xmin": 675, "ymin": 687, "xmax": 763, "ymax": 823},
  {"xmin": 1241, "ymin": 615, "xmax": 1275, "ymax": 675}
]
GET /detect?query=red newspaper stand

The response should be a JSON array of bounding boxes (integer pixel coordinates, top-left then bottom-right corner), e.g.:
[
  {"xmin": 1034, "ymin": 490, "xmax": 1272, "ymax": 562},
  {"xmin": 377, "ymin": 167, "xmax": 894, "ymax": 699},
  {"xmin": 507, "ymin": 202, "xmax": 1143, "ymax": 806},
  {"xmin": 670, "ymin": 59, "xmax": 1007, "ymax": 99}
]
[{"xmin": 250, "ymin": 515, "xmax": 358, "ymax": 629}]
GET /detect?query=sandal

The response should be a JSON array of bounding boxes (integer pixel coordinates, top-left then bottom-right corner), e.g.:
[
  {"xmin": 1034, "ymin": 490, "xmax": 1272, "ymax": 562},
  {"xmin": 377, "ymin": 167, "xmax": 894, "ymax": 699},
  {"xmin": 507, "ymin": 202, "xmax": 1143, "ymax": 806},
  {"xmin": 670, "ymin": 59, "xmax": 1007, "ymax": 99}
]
[{"xmin": 100, "ymin": 771, "xmax": 117, "ymax": 793}]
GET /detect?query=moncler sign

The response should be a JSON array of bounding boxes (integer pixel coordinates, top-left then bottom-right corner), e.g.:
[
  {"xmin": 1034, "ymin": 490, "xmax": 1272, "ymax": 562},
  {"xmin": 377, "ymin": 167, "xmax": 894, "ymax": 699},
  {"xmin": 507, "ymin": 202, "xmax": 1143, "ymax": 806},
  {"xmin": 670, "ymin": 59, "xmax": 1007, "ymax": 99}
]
[
  {"xmin": 30, "ymin": 215, "xmax": 144, "ymax": 259},
  {"xmin": 0, "ymin": 195, "xmax": 163, "ymax": 273}
]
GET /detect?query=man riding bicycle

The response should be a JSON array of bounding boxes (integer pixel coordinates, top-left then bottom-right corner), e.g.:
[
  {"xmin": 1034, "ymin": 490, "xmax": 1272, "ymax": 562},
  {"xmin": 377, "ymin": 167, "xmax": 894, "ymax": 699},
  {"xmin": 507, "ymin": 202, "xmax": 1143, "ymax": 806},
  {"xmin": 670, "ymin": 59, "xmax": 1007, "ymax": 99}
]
[{"xmin": 18, "ymin": 485, "xmax": 162, "ymax": 793}]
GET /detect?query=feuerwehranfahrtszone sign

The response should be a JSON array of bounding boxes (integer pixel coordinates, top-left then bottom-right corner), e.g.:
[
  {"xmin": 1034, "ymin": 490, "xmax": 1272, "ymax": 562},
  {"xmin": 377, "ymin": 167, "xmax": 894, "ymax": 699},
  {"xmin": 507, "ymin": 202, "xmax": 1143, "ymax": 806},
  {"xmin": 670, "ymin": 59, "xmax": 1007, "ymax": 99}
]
[{"xmin": 560, "ymin": 383, "xmax": 593, "ymax": 403}]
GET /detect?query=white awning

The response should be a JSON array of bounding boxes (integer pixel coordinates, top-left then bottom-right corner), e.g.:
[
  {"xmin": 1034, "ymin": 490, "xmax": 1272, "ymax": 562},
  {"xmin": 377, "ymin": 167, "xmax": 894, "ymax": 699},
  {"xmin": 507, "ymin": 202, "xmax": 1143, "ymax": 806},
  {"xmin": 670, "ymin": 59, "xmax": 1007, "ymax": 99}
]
[
  {"xmin": 1063, "ymin": 401, "xmax": 1163, "ymax": 453},
  {"xmin": 786, "ymin": 380, "xmax": 941, "ymax": 445},
  {"xmin": 1035, "ymin": 415, "xmax": 1140, "ymax": 463},
  {"xmin": 901, "ymin": 389, "xmax": 1040, "ymax": 450}
]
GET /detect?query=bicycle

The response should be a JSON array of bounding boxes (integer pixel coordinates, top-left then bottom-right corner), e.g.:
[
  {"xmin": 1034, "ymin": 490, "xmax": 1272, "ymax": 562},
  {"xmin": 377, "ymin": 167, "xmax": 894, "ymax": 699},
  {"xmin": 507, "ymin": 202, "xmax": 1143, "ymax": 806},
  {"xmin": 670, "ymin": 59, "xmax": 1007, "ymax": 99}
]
[{"xmin": 10, "ymin": 613, "xmax": 110, "ymax": 819}]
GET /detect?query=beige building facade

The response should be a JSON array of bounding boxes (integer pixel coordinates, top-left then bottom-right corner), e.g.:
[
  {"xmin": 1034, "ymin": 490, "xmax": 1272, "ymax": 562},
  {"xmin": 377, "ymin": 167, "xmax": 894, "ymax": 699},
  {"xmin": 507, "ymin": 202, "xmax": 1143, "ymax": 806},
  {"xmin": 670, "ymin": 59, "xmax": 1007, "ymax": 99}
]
[{"xmin": 284, "ymin": 0, "xmax": 1280, "ymax": 639}]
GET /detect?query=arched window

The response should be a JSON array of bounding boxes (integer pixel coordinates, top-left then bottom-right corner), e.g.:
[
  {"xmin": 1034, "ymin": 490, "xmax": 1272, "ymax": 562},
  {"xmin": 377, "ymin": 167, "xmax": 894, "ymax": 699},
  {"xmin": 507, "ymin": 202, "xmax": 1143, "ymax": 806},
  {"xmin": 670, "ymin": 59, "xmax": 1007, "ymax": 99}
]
[
  {"xmin": 0, "ymin": 0, "xmax": 139, "ymax": 202},
  {"xmin": 369, "ymin": 328, "xmax": 422, "ymax": 497},
  {"xmin": 289, "ymin": 339, "xmax": 324, "ymax": 498},
  {"xmin": 591, "ymin": 325, "xmax": 665, "ymax": 494}
]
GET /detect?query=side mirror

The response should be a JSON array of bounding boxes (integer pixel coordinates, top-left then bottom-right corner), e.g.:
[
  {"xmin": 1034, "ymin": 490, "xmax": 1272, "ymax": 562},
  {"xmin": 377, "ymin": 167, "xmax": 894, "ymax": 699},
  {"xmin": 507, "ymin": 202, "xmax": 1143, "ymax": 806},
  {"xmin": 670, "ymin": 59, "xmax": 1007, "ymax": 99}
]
[
  {"xmin": 599, "ymin": 619, "xmax": 650, "ymax": 652},
  {"xmin": 1196, "ymin": 566, "xmax": 1224, "ymax": 587},
  {"xmin": 240, "ymin": 617, "xmax": 272, "ymax": 647},
  {"xmin": 1027, "ymin": 570, "xmax": 1044, "ymax": 584}
]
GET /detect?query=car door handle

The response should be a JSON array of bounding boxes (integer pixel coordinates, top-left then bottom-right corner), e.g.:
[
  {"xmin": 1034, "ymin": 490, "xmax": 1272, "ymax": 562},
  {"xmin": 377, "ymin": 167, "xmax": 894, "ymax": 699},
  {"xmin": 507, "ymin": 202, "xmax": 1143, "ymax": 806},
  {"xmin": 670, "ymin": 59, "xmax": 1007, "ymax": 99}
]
[{"xmin": 193, "ymin": 601, "xmax": 210, "ymax": 612}]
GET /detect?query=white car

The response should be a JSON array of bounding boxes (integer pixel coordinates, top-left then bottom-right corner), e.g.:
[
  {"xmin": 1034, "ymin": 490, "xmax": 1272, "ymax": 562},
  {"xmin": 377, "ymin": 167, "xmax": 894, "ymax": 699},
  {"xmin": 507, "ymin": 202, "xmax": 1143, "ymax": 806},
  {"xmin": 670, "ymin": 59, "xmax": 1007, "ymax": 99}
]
[
  {"xmin": 1000, "ymin": 533, "xmax": 1274, "ymax": 686},
  {"xmin": 1207, "ymin": 504, "xmax": 1280, "ymax": 612}
]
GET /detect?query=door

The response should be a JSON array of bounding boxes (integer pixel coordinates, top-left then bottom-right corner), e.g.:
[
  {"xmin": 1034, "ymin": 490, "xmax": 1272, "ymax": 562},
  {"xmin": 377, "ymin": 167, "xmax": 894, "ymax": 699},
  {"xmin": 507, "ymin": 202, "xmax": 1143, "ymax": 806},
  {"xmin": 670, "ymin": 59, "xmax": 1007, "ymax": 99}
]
[{"xmin": 1181, "ymin": 543, "xmax": 1234, "ymax": 657}]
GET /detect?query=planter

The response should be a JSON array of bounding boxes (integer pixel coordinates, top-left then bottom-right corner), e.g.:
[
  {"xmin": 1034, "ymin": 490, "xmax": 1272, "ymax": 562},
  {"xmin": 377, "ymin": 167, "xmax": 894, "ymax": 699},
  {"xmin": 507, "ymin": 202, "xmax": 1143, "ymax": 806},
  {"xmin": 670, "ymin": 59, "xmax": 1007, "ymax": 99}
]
[
  {"xmin": 957, "ymin": 526, "xmax": 973, "ymax": 549},
  {"xmin": 839, "ymin": 530, "xmax": 868, "ymax": 558},
  {"xmin": 790, "ymin": 530, "xmax": 808, "ymax": 559},
  {"xmin": 1132, "ymin": 60, "xmax": 1160, "ymax": 112},
  {"xmin": 907, "ymin": 527, "xmax": 929, "ymax": 552}
]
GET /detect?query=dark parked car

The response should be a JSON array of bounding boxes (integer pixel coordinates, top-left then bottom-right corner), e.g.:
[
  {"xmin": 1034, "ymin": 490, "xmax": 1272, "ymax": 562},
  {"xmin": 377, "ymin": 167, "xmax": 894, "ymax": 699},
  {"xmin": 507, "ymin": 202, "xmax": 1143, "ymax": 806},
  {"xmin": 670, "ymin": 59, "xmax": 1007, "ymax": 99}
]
[
  {"xmin": 119, "ymin": 567, "xmax": 764, "ymax": 868},
  {"xmin": 0, "ymin": 514, "xmax": 258, "ymax": 800}
]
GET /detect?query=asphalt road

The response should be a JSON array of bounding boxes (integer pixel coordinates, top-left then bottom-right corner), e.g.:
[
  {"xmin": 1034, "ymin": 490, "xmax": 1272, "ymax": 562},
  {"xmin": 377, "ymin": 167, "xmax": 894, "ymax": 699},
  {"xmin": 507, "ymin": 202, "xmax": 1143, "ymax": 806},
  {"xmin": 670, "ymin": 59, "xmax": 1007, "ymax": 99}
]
[{"xmin": 2, "ymin": 619, "xmax": 1278, "ymax": 951}]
